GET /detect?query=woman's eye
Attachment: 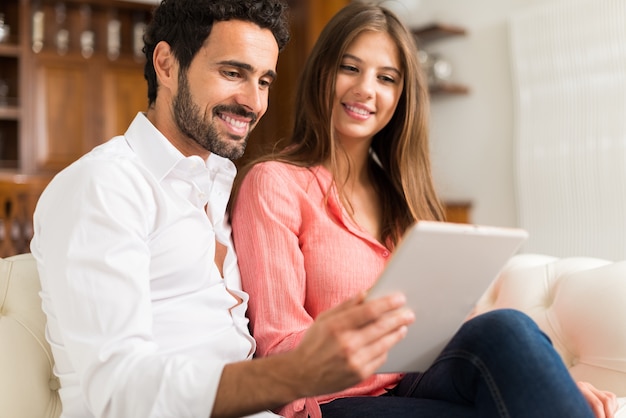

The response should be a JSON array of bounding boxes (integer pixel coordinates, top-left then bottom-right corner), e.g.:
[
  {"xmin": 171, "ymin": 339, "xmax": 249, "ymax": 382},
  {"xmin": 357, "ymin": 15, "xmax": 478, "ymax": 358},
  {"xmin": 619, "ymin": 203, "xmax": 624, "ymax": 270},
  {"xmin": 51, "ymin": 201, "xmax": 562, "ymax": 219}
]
[
  {"xmin": 340, "ymin": 64, "xmax": 358, "ymax": 73},
  {"xmin": 380, "ymin": 75, "xmax": 396, "ymax": 83}
]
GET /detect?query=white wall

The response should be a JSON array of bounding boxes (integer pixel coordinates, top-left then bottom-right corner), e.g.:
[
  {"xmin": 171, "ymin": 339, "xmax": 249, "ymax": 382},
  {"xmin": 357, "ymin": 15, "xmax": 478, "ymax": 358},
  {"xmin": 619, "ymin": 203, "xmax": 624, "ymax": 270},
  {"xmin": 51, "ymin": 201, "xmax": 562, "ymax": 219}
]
[{"xmin": 386, "ymin": 0, "xmax": 557, "ymax": 227}]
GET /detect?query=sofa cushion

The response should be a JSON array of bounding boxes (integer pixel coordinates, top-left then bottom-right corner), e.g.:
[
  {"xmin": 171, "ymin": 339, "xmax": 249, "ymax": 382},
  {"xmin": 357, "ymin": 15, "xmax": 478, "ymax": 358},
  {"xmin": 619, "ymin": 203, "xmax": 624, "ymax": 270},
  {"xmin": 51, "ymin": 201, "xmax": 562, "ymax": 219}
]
[
  {"xmin": 0, "ymin": 253, "xmax": 61, "ymax": 418},
  {"xmin": 472, "ymin": 253, "xmax": 626, "ymax": 415}
]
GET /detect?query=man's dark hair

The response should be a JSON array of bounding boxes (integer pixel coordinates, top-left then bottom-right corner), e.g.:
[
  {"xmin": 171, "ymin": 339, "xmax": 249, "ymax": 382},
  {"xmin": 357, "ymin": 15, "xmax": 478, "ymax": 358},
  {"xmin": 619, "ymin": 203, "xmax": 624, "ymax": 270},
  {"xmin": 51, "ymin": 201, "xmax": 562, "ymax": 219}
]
[{"xmin": 143, "ymin": 0, "xmax": 290, "ymax": 106}]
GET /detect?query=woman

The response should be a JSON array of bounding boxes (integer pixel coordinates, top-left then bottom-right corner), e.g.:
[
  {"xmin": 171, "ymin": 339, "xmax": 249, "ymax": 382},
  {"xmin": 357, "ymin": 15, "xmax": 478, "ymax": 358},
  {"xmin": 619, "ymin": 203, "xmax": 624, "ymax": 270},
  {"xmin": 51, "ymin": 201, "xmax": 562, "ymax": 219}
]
[{"xmin": 230, "ymin": 2, "xmax": 616, "ymax": 417}]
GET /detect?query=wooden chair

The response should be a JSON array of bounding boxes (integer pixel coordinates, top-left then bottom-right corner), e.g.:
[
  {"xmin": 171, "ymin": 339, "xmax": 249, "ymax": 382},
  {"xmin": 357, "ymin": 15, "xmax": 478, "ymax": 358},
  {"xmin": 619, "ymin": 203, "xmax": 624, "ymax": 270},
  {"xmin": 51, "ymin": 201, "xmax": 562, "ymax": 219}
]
[{"xmin": 0, "ymin": 175, "xmax": 50, "ymax": 258}]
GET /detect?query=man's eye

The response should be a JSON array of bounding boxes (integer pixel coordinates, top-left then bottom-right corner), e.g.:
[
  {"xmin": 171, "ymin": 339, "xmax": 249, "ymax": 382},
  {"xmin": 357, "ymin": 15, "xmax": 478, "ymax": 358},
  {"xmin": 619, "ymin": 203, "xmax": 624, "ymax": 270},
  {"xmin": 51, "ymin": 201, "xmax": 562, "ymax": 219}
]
[
  {"xmin": 223, "ymin": 70, "xmax": 241, "ymax": 78},
  {"xmin": 259, "ymin": 79, "xmax": 272, "ymax": 89}
]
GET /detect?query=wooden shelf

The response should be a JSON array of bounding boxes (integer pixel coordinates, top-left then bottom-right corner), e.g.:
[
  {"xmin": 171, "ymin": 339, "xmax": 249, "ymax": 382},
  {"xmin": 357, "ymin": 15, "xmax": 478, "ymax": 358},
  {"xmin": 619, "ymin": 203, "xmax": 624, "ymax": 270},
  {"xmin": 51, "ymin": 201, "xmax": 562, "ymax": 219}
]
[
  {"xmin": 0, "ymin": 160, "xmax": 19, "ymax": 170},
  {"xmin": 413, "ymin": 23, "xmax": 466, "ymax": 43},
  {"xmin": 0, "ymin": 105, "xmax": 19, "ymax": 120},
  {"xmin": 0, "ymin": 43, "xmax": 20, "ymax": 57},
  {"xmin": 0, "ymin": 0, "xmax": 151, "ymax": 174},
  {"xmin": 429, "ymin": 82, "xmax": 469, "ymax": 96},
  {"xmin": 413, "ymin": 22, "xmax": 469, "ymax": 96},
  {"xmin": 40, "ymin": 0, "xmax": 154, "ymax": 11}
]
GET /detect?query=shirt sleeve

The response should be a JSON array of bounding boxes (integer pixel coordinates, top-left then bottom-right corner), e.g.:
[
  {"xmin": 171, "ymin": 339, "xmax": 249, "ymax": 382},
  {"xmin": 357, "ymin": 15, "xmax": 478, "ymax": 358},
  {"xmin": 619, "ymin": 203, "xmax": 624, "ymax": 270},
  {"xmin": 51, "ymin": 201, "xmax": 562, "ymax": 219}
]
[
  {"xmin": 232, "ymin": 162, "xmax": 312, "ymax": 356},
  {"xmin": 31, "ymin": 158, "xmax": 220, "ymax": 418}
]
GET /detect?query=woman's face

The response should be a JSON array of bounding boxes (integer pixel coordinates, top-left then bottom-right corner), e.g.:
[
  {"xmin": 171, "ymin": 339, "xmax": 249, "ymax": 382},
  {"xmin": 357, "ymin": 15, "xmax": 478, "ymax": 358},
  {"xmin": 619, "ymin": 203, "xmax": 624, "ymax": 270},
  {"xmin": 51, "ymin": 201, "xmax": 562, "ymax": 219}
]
[{"xmin": 331, "ymin": 30, "xmax": 404, "ymax": 148}]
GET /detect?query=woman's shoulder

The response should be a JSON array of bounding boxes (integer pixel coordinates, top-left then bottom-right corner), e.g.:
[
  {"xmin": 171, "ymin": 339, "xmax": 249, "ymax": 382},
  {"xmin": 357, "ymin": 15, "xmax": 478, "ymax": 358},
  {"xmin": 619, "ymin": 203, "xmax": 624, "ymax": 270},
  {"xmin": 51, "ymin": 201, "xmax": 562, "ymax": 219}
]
[
  {"xmin": 245, "ymin": 160, "xmax": 320, "ymax": 183},
  {"xmin": 240, "ymin": 160, "xmax": 330, "ymax": 198}
]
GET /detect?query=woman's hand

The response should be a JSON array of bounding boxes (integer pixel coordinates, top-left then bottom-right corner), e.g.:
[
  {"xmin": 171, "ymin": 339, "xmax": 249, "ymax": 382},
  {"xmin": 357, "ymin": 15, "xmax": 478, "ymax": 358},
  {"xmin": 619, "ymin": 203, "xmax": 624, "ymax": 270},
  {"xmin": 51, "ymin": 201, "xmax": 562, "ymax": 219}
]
[{"xmin": 577, "ymin": 381, "xmax": 618, "ymax": 418}]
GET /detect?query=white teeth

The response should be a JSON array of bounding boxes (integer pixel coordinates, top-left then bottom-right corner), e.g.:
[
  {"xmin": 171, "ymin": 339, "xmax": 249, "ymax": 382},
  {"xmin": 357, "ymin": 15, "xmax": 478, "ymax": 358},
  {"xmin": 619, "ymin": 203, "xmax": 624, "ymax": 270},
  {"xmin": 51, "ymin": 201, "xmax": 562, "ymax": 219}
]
[
  {"xmin": 222, "ymin": 115, "xmax": 248, "ymax": 128},
  {"xmin": 345, "ymin": 104, "xmax": 370, "ymax": 116}
]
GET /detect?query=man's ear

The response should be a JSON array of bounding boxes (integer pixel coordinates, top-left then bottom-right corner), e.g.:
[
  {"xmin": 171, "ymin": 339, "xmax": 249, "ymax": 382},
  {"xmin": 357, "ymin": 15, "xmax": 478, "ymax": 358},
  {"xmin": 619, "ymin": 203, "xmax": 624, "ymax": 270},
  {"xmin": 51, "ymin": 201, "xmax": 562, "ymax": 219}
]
[{"xmin": 153, "ymin": 41, "xmax": 178, "ymax": 92}]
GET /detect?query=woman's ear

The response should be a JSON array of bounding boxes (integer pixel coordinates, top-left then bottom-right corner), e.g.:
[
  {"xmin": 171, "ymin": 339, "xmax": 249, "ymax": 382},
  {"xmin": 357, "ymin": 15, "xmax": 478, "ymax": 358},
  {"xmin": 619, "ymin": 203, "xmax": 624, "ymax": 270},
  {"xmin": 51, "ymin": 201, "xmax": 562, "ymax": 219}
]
[{"xmin": 152, "ymin": 41, "xmax": 178, "ymax": 93}]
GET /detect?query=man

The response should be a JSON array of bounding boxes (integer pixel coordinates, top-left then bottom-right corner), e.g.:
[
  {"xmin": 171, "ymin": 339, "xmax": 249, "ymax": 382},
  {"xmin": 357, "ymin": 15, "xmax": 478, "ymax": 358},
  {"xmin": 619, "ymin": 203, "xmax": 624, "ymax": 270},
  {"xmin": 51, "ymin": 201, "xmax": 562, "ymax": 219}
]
[{"xmin": 30, "ymin": 1, "xmax": 414, "ymax": 417}]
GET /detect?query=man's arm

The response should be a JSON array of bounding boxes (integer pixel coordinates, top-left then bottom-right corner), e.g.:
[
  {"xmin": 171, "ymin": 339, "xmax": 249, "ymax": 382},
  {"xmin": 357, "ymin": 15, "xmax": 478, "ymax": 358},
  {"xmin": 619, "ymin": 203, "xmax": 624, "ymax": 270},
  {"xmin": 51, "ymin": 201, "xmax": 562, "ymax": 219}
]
[{"xmin": 212, "ymin": 291, "xmax": 414, "ymax": 418}]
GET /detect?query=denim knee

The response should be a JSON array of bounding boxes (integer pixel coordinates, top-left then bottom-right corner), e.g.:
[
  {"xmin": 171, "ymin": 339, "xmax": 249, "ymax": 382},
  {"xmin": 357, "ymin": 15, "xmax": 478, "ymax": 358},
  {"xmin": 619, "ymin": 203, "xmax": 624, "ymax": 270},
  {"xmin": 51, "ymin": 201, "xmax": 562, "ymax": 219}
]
[{"xmin": 455, "ymin": 309, "xmax": 552, "ymax": 353}]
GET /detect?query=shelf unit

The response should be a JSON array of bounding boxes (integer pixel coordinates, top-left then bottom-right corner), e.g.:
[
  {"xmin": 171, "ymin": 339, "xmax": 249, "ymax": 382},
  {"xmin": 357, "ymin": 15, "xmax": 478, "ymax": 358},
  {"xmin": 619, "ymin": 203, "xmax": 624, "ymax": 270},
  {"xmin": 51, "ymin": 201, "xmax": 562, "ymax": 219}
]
[
  {"xmin": 413, "ymin": 22, "xmax": 469, "ymax": 96},
  {"xmin": 0, "ymin": 0, "xmax": 153, "ymax": 175},
  {"xmin": 413, "ymin": 22, "xmax": 466, "ymax": 42},
  {"xmin": 0, "ymin": 0, "xmax": 23, "ymax": 171},
  {"xmin": 0, "ymin": 0, "xmax": 154, "ymax": 257}
]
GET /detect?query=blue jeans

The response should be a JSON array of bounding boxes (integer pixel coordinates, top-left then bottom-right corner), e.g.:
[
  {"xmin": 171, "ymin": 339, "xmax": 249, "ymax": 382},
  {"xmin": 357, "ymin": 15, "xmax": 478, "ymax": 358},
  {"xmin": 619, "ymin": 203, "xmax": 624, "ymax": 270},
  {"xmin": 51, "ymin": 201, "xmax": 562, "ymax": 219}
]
[{"xmin": 320, "ymin": 309, "xmax": 593, "ymax": 417}]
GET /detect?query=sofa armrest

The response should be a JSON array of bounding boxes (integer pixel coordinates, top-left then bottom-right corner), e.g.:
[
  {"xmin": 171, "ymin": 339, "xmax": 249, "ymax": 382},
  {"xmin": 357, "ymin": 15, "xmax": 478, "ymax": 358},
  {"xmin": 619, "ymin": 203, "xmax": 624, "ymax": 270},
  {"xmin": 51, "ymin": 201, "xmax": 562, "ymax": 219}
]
[{"xmin": 472, "ymin": 253, "xmax": 626, "ymax": 398}]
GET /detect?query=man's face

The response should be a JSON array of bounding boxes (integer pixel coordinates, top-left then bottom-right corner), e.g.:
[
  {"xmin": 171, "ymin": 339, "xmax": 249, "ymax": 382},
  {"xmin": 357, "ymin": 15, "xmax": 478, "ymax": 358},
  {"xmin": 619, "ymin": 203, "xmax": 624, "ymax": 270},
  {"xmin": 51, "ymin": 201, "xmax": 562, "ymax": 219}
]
[{"xmin": 173, "ymin": 20, "xmax": 279, "ymax": 160}]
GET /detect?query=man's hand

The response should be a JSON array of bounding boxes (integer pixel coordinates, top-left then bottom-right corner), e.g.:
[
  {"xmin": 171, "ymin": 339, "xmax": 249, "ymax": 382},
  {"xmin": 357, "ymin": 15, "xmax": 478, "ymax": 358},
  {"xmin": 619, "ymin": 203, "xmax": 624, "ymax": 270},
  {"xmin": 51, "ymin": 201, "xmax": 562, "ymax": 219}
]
[
  {"xmin": 289, "ymin": 291, "xmax": 415, "ymax": 397},
  {"xmin": 213, "ymin": 292, "xmax": 413, "ymax": 417},
  {"xmin": 578, "ymin": 381, "xmax": 618, "ymax": 418}
]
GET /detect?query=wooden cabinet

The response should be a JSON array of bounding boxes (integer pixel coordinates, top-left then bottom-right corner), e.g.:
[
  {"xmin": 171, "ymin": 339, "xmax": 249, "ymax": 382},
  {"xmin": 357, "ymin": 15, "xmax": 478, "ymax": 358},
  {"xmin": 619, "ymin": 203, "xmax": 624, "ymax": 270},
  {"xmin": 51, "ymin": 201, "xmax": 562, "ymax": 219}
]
[
  {"xmin": 30, "ymin": 51, "xmax": 146, "ymax": 171},
  {"xmin": 443, "ymin": 201, "xmax": 472, "ymax": 224},
  {"xmin": 0, "ymin": 0, "xmax": 151, "ymax": 175},
  {"xmin": 31, "ymin": 54, "xmax": 92, "ymax": 171},
  {"xmin": 0, "ymin": 0, "xmax": 23, "ymax": 171},
  {"xmin": 0, "ymin": 0, "xmax": 151, "ymax": 256}
]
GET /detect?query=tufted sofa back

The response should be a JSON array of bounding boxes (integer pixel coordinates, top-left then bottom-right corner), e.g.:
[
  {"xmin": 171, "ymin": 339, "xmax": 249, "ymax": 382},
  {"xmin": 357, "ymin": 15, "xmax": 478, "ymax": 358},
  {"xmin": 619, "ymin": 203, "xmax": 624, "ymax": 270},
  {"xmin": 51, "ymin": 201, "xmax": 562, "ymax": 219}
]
[
  {"xmin": 0, "ymin": 253, "xmax": 61, "ymax": 418},
  {"xmin": 472, "ymin": 253, "xmax": 626, "ymax": 398}
]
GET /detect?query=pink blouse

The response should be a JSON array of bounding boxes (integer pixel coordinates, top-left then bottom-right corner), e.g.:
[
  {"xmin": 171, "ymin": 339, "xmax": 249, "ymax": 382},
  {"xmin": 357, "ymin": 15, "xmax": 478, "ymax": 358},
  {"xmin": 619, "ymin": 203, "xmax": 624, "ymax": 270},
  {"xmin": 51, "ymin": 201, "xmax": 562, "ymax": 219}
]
[{"xmin": 231, "ymin": 161, "xmax": 402, "ymax": 418}]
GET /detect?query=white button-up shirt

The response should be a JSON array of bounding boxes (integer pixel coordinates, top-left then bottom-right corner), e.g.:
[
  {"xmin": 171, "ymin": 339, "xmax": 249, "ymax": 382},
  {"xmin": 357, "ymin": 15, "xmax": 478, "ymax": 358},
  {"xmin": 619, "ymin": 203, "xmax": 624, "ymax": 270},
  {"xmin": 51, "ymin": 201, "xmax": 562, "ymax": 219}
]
[{"xmin": 31, "ymin": 113, "xmax": 277, "ymax": 418}]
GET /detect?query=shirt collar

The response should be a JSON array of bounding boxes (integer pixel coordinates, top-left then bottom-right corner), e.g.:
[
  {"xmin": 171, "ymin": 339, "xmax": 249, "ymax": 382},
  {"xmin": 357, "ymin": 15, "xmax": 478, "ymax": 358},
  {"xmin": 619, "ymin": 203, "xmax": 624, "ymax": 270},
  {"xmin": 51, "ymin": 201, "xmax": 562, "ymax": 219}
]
[{"xmin": 123, "ymin": 112, "xmax": 237, "ymax": 184}]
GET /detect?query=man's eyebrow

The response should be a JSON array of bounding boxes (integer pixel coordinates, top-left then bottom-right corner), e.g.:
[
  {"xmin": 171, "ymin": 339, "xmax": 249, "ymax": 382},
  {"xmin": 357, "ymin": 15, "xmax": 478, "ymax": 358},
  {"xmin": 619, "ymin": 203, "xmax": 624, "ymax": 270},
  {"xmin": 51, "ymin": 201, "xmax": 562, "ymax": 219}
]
[
  {"xmin": 218, "ymin": 60, "xmax": 277, "ymax": 81},
  {"xmin": 342, "ymin": 53, "xmax": 402, "ymax": 77}
]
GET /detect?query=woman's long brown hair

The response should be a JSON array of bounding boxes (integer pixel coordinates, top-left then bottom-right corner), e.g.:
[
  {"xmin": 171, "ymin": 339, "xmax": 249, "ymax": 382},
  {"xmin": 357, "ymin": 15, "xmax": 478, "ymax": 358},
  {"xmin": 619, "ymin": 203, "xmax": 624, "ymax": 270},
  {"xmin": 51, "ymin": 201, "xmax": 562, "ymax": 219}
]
[{"xmin": 231, "ymin": 2, "xmax": 445, "ymax": 246}]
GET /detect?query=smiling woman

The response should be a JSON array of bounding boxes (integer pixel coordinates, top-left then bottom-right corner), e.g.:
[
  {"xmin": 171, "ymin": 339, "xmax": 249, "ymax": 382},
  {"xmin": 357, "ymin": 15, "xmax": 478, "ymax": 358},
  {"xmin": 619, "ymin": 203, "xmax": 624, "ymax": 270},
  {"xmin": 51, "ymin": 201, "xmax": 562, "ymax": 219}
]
[
  {"xmin": 333, "ymin": 31, "xmax": 404, "ymax": 137},
  {"xmin": 230, "ymin": 2, "xmax": 616, "ymax": 418}
]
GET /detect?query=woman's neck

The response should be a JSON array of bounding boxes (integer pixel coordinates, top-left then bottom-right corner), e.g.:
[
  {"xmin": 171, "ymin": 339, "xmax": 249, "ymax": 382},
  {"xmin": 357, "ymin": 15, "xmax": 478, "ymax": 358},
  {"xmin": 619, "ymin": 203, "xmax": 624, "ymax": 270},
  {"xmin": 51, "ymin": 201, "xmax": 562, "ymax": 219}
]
[
  {"xmin": 325, "ymin": 141, "xmax": 384, "ymax": 243},
  {"xmin": 331, "ymin": 140, "xmax": 372, "ymax": 188}
]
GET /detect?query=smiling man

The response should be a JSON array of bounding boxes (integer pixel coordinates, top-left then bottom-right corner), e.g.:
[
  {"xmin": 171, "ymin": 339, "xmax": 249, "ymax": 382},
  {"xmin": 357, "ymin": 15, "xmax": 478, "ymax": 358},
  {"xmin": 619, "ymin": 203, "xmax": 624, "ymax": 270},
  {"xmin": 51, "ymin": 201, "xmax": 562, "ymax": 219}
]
[{"xmin": 29, "ymin": 1, "xmax": 415, "ymax": 417}]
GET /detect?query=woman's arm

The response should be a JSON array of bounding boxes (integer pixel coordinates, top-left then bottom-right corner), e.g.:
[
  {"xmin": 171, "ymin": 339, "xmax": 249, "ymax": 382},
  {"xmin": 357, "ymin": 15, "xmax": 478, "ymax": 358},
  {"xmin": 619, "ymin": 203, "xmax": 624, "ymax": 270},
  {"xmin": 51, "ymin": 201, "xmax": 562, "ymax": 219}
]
[{"xmin": 232, "ymin": 163, "xmax": 312, "ymax": 355}]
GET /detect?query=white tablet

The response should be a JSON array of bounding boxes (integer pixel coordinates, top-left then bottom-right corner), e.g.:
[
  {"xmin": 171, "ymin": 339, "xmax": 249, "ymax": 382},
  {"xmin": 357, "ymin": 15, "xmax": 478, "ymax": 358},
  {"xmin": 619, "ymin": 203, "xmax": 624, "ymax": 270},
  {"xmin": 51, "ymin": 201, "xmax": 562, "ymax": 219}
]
[{"xmin": 366, "ymin": 220, "xmax": 528, "ymax": 373}]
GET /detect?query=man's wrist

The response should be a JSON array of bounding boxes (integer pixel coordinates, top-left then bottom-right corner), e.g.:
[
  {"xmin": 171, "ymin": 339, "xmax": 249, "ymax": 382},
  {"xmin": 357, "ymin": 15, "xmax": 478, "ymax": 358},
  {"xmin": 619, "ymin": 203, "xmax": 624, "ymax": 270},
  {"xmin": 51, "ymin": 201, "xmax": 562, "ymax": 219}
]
[{"xmin": 213, "ymin": 351, "xmax": 310, "ymax": 417}]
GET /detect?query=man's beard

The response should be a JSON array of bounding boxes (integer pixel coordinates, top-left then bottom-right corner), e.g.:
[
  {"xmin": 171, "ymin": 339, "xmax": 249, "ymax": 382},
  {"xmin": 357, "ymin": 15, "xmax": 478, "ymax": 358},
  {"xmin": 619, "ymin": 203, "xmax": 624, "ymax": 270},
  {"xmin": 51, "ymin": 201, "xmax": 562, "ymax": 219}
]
[{"xmin": 172, "ymin": 72, "xmax": 257, "ymax": 160}]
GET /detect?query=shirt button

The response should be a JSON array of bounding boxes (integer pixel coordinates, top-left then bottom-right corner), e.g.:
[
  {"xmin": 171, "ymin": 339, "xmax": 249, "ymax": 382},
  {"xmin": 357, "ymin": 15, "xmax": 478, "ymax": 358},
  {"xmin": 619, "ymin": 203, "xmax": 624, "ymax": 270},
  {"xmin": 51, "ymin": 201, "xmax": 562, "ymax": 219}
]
[{"xmin": 382, "ymin": 250, "xmax": 390, "ymax": 257}]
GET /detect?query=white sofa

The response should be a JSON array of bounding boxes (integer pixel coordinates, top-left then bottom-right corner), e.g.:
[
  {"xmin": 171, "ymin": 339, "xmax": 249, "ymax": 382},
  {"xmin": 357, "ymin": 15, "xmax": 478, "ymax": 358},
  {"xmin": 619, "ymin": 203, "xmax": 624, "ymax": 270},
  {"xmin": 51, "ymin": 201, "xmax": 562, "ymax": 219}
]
[
  {"xmin": 471, "ymin": 253, "xmax": 626, "ymax": 416},
  {"xmin": 0, "ymin": 253, "xmax": 61, "ymax": 418},
  {"xmin": 1, "ymin": 252, "xmax": 625, "ymax": 417}
]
